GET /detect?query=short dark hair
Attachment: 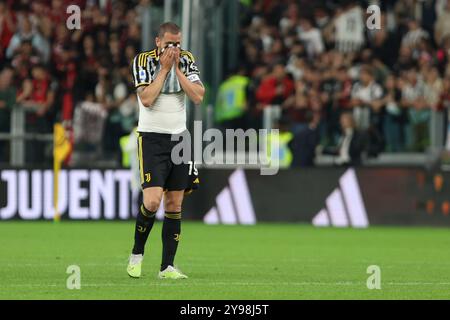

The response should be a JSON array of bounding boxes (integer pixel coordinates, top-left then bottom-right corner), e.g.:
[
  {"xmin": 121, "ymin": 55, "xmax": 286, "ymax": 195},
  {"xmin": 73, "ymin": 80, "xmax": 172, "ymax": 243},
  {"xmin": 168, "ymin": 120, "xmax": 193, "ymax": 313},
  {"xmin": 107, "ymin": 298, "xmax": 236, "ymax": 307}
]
[{"xmin": 158, "ymin": 22, "xmax": 181, "ymax": 38}]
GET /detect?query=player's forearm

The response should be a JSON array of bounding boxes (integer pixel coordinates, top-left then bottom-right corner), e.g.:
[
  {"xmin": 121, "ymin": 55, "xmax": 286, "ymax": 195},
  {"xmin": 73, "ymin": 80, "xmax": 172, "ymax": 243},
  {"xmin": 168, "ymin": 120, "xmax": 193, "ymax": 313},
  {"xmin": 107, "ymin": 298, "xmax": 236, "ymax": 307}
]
[
  {"xmin": 176, "ymin": 69, "xmax": 205, "ymax": 105},
  {"xmin": 138, "ymin": 69, "xmax": 170, "ymax": 107}
]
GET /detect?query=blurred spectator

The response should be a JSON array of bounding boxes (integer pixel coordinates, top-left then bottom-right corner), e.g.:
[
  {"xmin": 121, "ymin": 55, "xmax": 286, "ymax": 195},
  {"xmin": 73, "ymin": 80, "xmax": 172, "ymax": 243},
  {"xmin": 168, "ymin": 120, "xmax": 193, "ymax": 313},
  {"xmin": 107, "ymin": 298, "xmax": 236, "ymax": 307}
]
[
  {"xmin": 323, "ymin": 112, "xmax": 366, "ymax": 166},
  {"xmin": 0, "ymin": 0, "xmax": 15, "ymax": 64},
  {"xmin": 440, "ymin": 76, "xmax": 450, "ymax": 112},
  {"xmin": 215, "ymin": 67, "xmax": 250, "ymax": 131},
  {"xmin": 269, "ymin": 117, "xmax": 293, "ymax": 169},
  {"xmin": 381, "ymin": 75, "xmax": 406, "ymax": 152},
  {"xmin": 282, "ymin": 79, "xmax": 309, "ymax": 133},
  {"xmin": 424, "ymin": 66, "xmax": 443, "ymax": 111},
  {"xmin": 115, "ymin": 66, "xmax": 138, "ymax": 133},
  {"xmin": 350, "ymin": 66, "xmax": 384, "ymax": 130},
  {"xmin": 0, "ymin": 66, "xmax": 14, "ymax": 162},
  {"xmin": 75, "ymin": 34, "xmax": 99, "ymax": 102},
  {"xmin": 256, "ymin": 63, "xmax": 294, "ymax": 107},
  {"xmin": 319, "ymin": 63, "xmax": 352, "ymax": 146},
  {"xmin": 71, "ymin": 91, "xmax": 107, "ymax": 166},
  {"xmin": 400, "ymin": 66, "xmax": 430, "ymax": 151},
  {"xmin": 332, "ymin": 2, "xmax": 365, "ymax": 53},
  {"xmin": 434, "ymin": 0, "xmax": 450, "ymax": 46},
  {"xmin": 17, "ymin": 64, "xmax": 55, "ymax": 163},
  {"xmin": 393, "ymin": 45, "xmax": 415, "ymax": 73},
  {"xmin": 401, "ymin": 19, "xmax": 429, "ymax": 49},
  {"xmin": 369, "ymin": 25, "xmax": 401, "ymax": 68},
  {"xmin": 246, "ymin": 64, "xmax": 269, "ymax": 130},
  {"xmin": 394, "ymin": 0, "xmax": 417, "ymax": 28},
  {"xmin": 6, "ymin": 15, "xmax": 49, "ymax": 63},
  {"xmin": 289, "ymin": 111, "xmax": 320, "ymax": 167},
  {"xmin": 297, "ymin": 17, "xmax": 324, "ymax": 58},
  {"xmin": 285, "ymin": 45, "xmax": 306, "ymax": 81},
  {"xmin": 52, "ymin": 43, "xmax": 77, "ymax": 122}
]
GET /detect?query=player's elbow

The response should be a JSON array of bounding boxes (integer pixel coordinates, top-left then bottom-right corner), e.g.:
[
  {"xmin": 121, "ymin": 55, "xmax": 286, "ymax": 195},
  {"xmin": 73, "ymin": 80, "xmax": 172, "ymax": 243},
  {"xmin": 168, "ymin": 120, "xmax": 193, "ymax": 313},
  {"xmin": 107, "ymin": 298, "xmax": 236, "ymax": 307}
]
[
  {"xmin": 193, "ymin": 87, "xmax": 205, "ymax": 105},
  {"xmin": 139, "ymin": 95, "xmax": 154, "ymax": 108},
  {"xmin": 194, "ymin": 96, "xmax": 203, "ymax": 104},
  {"xmin": 137, "ymin": 89, "xmax": 153, "ymax": 108},
  {"xmin": 193, "ymin": 95, "xmax": 204, "ymax": 105}
]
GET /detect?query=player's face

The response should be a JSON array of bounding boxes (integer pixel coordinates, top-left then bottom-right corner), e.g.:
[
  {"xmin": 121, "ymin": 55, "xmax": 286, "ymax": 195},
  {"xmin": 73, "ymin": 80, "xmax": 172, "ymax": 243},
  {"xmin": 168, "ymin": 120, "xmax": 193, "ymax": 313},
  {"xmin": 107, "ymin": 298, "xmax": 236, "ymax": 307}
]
[{"xmin": 156, "ymin": 32, "xmax": 182, "ymax": 54}]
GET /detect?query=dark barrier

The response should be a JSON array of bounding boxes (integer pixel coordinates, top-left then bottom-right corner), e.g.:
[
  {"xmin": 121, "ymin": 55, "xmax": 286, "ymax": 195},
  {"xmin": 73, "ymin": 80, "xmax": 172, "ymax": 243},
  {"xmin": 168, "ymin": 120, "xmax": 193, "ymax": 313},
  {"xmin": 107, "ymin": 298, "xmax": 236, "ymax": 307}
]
[{"xmin": 1, "ymin": 167, "xmax": 449, "ymax": 226}]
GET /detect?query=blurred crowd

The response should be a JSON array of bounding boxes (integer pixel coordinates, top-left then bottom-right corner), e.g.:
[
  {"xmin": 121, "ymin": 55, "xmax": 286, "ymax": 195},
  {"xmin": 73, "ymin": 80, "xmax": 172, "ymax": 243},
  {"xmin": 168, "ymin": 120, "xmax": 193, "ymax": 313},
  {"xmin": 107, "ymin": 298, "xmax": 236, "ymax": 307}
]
[
  {"xmin": 1, "ymin": 0, "xmax": 450, "ymax": 167},
  {"xmin": 215, "ymin": 0, "xmax": 450, "ymax": 166},
  {"xmin": 0, "ymin": 0, "xmax": 153, "ymax": 164}
]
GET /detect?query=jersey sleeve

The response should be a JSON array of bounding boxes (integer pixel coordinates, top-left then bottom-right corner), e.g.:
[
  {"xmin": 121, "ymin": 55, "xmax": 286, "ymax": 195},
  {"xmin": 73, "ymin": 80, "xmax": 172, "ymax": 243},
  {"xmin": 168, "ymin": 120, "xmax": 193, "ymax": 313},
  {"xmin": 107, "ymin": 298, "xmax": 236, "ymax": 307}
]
[
  {"xmin": 181, "ymin": 51, "xmax": 201, "ymax": 83},
  {"xmin": 132, "ymin": 53, "xmax": 151, "ymax": 88}
]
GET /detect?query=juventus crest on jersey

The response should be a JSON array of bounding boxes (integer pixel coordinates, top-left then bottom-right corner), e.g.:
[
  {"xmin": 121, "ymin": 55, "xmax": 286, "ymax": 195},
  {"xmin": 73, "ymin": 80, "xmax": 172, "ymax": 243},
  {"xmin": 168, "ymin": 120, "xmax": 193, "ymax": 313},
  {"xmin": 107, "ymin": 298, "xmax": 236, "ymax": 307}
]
[{"xmin": 131, "ymin": 49, "xmax": 201, "ymax": 134}]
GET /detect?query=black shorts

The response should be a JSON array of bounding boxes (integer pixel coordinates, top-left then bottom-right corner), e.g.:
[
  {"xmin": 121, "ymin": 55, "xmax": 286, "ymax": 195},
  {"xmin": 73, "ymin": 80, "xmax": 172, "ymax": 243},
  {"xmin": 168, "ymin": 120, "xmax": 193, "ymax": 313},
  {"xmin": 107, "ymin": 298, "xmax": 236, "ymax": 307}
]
[{"xmin": 137, "ymin": 131, "xmax": 199, "ymax": 193}]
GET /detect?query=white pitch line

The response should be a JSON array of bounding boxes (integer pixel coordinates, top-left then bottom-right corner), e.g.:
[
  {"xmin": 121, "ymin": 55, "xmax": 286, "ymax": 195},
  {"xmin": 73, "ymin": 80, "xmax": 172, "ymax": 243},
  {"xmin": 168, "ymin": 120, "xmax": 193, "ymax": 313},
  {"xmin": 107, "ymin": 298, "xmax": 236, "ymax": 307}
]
[
  {"xmin": 5, "ymin": 263, "xmax": 450, "ymax": 270},
  {"xmin": 0, "ymin": 262, "xmax": 311, "ymax": 268},
  {"xmin": 2, "ymin": 281, "xmax": 450, "ymax": 288}
]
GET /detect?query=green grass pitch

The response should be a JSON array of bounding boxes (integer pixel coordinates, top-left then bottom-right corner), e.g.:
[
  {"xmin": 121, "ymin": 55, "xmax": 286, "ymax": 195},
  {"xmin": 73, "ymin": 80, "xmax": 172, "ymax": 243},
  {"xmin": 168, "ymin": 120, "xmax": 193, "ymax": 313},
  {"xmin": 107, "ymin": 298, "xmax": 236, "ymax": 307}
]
[{"xmin": 0, "ymin": 221, "xmax": 449, "ymax": 299}]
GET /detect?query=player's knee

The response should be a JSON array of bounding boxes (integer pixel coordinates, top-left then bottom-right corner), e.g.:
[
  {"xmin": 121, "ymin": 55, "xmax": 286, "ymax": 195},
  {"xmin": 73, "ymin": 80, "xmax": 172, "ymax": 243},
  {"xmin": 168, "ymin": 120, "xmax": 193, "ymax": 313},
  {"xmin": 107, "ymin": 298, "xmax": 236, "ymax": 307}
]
[
  {"xmin": 143, "ymin": 198, "xmax": 161, "ymax": 212},
  {"xmin": 166, "ymin": 205, "xmax": 182, "ymax": 213}
]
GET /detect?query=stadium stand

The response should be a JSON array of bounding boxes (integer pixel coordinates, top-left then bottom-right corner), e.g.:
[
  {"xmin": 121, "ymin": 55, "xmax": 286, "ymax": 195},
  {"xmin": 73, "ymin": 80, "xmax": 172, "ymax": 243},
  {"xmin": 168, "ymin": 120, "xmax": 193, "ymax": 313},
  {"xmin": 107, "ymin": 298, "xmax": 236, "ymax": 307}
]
[{"xmin": 0, "ymin": 0, "xmax": 449, "ymax": 167}]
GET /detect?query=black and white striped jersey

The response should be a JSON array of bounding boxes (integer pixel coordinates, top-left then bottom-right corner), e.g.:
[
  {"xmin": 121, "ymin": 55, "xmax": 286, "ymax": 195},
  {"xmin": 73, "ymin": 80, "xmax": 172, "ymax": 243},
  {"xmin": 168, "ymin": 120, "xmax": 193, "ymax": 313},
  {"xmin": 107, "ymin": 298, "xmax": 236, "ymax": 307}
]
[{"xmin": 131, "ymin": 49, "xmax": 202, "ymax": 134}]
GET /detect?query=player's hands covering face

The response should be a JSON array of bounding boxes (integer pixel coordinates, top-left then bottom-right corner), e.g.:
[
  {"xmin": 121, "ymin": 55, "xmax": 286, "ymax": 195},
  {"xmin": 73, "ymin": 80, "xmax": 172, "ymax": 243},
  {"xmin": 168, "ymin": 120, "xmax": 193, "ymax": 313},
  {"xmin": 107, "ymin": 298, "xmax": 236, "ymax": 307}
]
[
  {"xmin": 160, "ymin": 48, "xmax": 176, "ymax": 72},
  {"xmin": 174, "ymin": 47, "xmax": 181, "ymax": 67}
]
